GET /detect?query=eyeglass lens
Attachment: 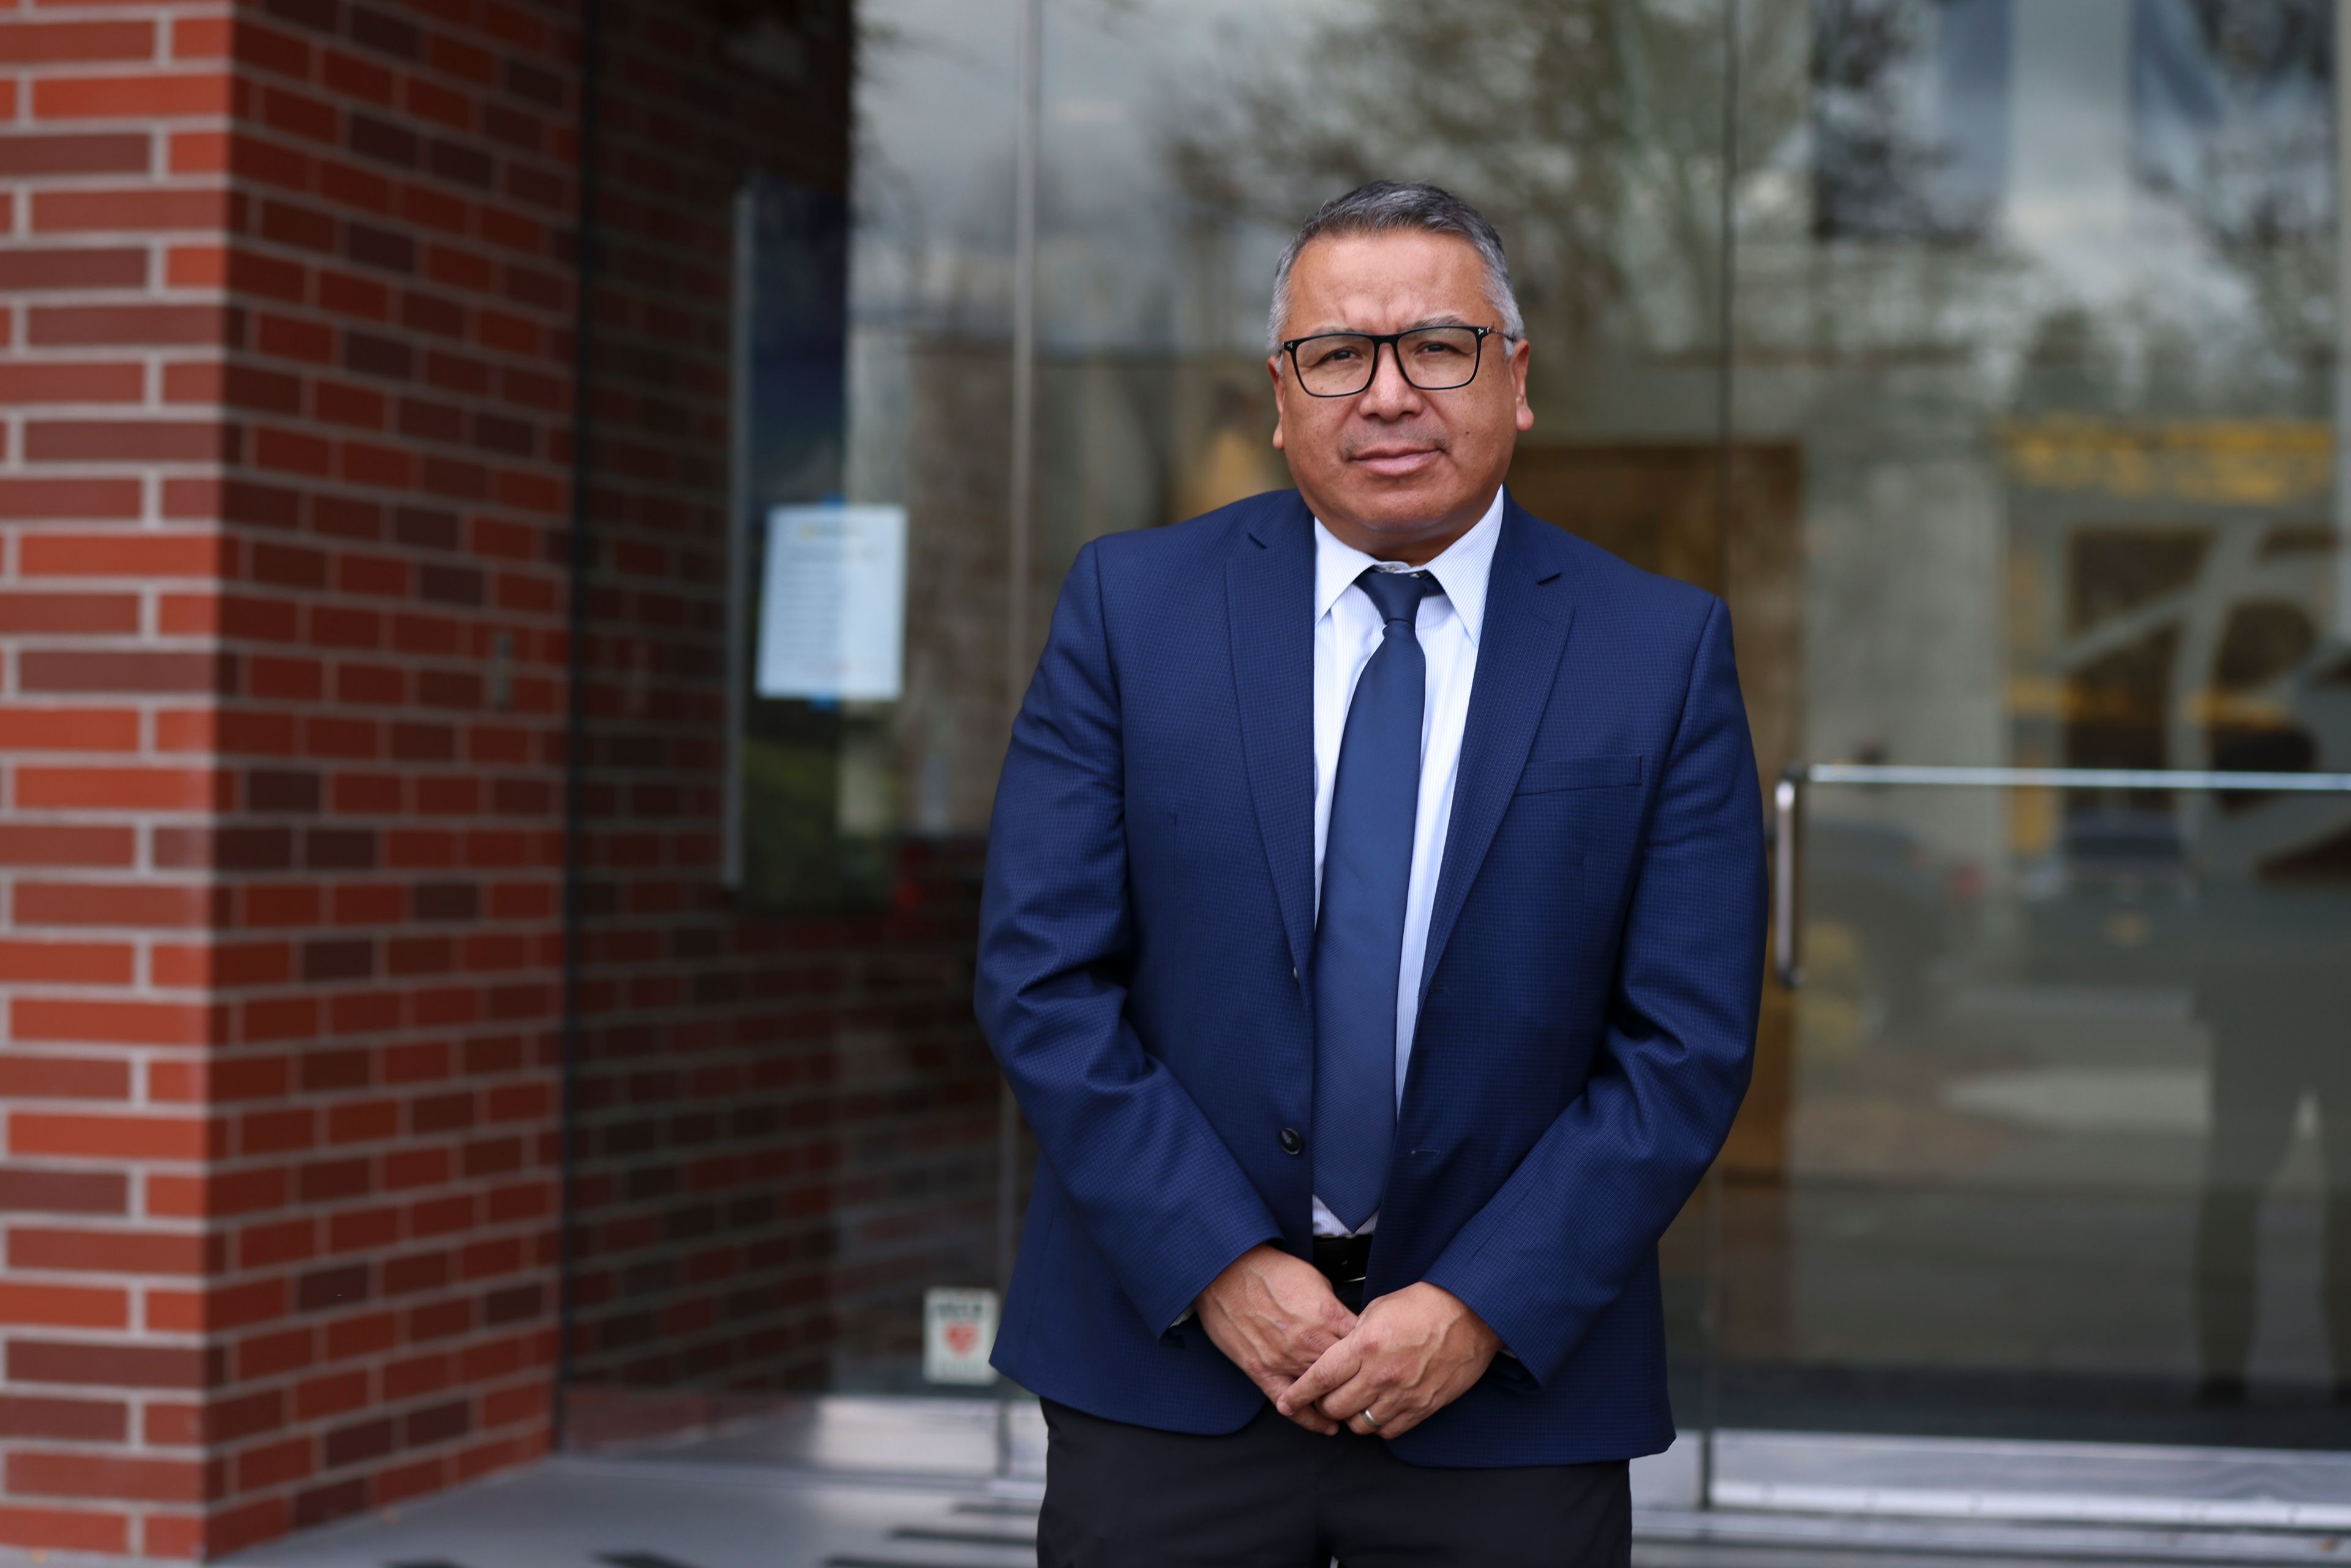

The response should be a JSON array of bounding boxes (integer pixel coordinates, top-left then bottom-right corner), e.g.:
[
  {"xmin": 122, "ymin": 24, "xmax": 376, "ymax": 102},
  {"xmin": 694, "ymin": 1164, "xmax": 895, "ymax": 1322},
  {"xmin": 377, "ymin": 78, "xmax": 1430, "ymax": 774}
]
[{"xmin": 1291, "ymin": 327, "xmax": 1484, "ymax": 397}]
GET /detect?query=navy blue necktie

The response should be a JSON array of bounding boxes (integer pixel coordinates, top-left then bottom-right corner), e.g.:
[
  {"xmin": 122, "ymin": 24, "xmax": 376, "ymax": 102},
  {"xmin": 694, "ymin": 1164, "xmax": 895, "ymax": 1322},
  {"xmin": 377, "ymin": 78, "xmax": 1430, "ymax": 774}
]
[{"xmin": 1313, "ymin": 567, "xmax": 1438, "ymax": 1232}]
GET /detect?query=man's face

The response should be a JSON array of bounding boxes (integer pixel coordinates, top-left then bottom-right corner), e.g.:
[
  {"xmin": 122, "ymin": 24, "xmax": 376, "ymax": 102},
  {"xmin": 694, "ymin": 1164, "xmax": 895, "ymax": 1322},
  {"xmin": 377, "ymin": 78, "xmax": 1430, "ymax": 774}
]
[{"xmin": 1267, "ymin": 230, "xmax": 1533, "ymax": 562}]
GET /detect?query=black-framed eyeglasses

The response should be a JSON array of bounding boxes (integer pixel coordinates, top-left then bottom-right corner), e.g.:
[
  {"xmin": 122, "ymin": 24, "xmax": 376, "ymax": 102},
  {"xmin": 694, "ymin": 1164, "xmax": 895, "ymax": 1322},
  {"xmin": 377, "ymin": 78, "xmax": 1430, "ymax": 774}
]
[{"xmin": 1278, "ymin": 324, "xmax": 1503, "ymax": 398}]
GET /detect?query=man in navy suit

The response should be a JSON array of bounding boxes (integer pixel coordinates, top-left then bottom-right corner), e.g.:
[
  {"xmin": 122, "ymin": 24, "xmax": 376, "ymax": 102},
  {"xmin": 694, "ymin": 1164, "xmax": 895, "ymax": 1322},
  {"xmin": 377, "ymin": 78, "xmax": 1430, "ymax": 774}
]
[{"xmin": 977, "ymin": 181, "xmax": 1765, "ymax": 1566}]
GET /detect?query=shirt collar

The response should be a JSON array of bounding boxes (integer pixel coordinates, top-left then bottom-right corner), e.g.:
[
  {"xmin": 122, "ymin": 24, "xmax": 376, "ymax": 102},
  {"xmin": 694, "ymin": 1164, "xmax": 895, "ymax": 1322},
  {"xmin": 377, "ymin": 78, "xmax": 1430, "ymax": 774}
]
[{"xmin": 1312, "ymin": 485, "xmax": 1506, "ymax": 647}]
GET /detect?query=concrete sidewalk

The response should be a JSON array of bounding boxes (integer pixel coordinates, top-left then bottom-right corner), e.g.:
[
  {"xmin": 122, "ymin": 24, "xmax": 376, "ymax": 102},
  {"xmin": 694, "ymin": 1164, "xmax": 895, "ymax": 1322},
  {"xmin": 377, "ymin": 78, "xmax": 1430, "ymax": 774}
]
[
  {"xmin": 4, "ymin": 1397, "xmax": 2348, "ymax": 1568},
  {"xmin": 179, "ymin": 1452, "xmax": 2351, "ymax": 1568},
  {"xmin": 222, "ymin": 1458, "xmax": 1040, "ymax": 1568}
]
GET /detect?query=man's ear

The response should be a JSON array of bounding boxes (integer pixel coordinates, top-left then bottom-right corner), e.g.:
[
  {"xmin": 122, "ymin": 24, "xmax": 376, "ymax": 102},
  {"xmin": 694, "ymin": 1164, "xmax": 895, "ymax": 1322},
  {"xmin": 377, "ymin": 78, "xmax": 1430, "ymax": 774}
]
[{"xmin": 1267, "ymin": 354, "xmax": 1288, "ymax": 451}]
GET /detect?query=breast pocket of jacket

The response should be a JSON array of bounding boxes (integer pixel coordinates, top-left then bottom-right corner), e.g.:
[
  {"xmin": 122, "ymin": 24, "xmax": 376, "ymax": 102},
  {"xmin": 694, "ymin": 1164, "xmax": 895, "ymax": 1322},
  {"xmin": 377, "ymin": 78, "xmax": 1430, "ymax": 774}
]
[{"xmin": 1512, "ymin": 753, "xmax": 1644, "ymax": 796}]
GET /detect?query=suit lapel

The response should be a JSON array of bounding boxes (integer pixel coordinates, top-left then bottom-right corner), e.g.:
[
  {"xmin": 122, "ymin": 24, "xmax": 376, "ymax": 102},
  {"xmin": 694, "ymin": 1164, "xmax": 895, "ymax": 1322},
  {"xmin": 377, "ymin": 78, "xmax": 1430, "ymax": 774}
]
[
  {"xmin": 1418, "ymin": 499, "xmax": 1575, "ymax": 1002},
  {"xmin": 1227, "ymin": 495, "xmax": 1319, "ymax": 974}
]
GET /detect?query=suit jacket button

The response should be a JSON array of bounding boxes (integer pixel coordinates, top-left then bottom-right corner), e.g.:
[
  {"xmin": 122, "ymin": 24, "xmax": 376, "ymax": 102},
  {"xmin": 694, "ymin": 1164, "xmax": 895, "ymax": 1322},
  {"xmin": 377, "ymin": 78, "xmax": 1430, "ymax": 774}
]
[{"xmin": 1278, "ymin": 1127, "xmax": 1303, "ymax": 1155}]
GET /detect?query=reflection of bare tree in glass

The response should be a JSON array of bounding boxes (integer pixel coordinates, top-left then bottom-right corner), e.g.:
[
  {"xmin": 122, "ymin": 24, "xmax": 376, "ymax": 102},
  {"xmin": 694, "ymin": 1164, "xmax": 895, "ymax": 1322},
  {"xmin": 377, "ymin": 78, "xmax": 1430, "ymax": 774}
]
[
  {"xmin": 2135, "ymin": 0, "xmax": 2331, "ymax": 240},
  {"xmin": 1812, "ymin": 0, "xmax": 2001, "ymax": 242},
  {"xmin": 1161, "ymin": 0, "xmax": 1801, "ymax": 363},
  {"xmin": 2132, "ymin": 0, "xmax": 2334, "ymax": 399}
]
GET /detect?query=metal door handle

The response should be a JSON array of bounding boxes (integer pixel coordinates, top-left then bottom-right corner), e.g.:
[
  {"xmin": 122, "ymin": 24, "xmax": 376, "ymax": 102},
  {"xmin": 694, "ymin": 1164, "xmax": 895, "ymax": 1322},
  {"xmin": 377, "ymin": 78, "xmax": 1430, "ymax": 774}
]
[
  {"xmin": 1772, "ymin": 766, "xmax": 1803, "ymax": 989},
  {"xmin": 1764, "ymin": 760, "xmax": 2351, "ymax": 993}
]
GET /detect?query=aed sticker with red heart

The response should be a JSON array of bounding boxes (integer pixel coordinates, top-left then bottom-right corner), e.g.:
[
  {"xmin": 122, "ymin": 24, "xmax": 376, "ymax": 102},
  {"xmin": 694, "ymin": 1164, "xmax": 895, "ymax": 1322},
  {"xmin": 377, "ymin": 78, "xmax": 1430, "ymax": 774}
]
[{"xmin": 924, "ymin": 1287, "xmax": 1000, "ymax": 1385}]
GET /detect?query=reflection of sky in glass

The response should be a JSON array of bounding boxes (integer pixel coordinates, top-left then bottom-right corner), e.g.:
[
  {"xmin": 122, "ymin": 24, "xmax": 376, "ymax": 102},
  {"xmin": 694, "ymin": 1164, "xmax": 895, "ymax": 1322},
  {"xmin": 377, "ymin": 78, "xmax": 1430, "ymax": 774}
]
[
  {"xmin": 860, "ymin": 0, "xmax": 1746, "ymax": 363},
  {"xmin": 1813, "ymin": 0, "xmax": 2011, "ymax": 242},
  {"xmin": 851, "ymin": 0, "xmax": 1384, "ymax": 354},
  {"xmin": 2132, "ymin": 0, "xmax": 2333, "ymax": 244},
  {"xmin": 851, "ymin": 0, "xmax": 1319, "ymax": 350},
  {"xmin": 1799, "ymin": 0, "xmax": 2333, "ymax": 400},
  {"xmin": 1812, "ymin": 0, "xmax": 2333, "ymax": 257},
  {"xmin": 1034, "ymin": 0, "xmax": 1335, "ymax": 355},
  {"xmin": 852, "ymin": 0, "xmax": 1020, "ymax": 332},
  {"xmin": 844, "ymin": 0, "xmax": 1019, "ymax": 512},
  {"xmin": 2013, "ymin": 0, "xmax": 2332, "ymax": 366}
]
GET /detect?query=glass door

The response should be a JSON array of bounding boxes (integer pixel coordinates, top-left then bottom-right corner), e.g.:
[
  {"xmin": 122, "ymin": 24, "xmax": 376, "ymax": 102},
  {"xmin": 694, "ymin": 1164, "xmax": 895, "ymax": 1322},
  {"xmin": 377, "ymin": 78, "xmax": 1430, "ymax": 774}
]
[{"xmin": 1720, "ymin": 0, "xmax": 2351, "ymax": 1487}]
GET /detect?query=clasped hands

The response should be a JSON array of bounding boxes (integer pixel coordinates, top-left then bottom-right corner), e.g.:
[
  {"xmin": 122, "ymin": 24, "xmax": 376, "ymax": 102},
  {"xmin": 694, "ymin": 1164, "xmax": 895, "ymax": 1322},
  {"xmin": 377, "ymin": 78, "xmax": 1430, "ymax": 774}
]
[{"xmin": 1193, "ymin": 1243, "xmax": 1501, "ymax": 1439}]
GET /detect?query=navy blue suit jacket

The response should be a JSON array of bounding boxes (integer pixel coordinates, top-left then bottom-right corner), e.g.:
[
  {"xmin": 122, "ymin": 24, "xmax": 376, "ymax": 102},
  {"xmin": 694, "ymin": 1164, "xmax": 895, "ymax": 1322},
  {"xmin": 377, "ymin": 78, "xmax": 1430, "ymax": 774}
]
[{"xmin": 975, "ymin": 488, "xmax": 1765, "ymax": 1467}]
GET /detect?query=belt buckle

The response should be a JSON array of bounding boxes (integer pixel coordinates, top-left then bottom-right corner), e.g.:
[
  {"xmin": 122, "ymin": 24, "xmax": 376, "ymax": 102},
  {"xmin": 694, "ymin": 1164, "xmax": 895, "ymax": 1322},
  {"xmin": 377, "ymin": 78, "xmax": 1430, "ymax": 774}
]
[{"xmin": 1315, "ymin": 1237, "xmax": 1370, "ymax": 1288}]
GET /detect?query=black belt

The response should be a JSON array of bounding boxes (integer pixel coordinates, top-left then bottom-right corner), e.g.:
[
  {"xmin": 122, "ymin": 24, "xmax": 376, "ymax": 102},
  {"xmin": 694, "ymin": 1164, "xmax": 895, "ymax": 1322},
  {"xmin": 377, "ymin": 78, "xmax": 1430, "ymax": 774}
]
[{"xmin": 1311, "ymin": 1234, "xmax": 1373, "ymax": 1294}]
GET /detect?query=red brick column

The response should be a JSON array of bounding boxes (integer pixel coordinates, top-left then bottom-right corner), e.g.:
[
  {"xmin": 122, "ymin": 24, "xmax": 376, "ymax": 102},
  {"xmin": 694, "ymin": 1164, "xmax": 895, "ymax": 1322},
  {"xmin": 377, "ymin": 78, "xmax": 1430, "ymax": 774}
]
[
  {"xmin": 6, "ymin": 0, "xmax": 1013, "ymax": 1555},
  {"xmin": 1, "ymin": 1, "xmax": 579, "ymax": 1557}
]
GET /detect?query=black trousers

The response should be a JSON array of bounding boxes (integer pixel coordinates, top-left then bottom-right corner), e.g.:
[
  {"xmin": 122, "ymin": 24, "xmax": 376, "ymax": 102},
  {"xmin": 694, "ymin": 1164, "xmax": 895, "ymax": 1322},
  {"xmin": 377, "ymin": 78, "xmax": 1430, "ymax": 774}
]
[{"xmin": 1038, "ymin": 1398, "xmax": 1630, "ymax": 1568}]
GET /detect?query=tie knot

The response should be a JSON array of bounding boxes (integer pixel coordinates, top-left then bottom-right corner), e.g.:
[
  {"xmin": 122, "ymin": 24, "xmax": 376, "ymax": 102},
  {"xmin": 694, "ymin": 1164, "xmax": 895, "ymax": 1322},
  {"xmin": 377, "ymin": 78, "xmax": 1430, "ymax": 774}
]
[{"xmin": 1355, "ymin": 568, "xmax": 1436, "ymax": 628}]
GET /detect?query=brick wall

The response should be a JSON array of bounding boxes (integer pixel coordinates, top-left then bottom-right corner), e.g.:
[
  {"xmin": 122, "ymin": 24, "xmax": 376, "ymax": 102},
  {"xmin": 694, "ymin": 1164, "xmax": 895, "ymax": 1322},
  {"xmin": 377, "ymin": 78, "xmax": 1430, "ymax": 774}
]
[
  {"xmin": 3, "ymin": 0, "xmax": 1007, "ymax": 1556},
  {"xmin": 1, "ymin": 0, "xmax": 580, "ymax": 1556}
]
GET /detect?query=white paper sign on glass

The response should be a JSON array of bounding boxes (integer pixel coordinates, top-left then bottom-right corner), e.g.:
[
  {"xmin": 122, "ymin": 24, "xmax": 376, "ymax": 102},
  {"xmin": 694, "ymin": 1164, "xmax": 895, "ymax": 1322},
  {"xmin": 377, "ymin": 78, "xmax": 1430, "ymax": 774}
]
[
  {"xmin": 755, "ymin": 503, "xmax": 907, "ymax": 702},
  {"xmin": 922, "ymin": 1287, "xmax": 999, "ymax": 1385}
]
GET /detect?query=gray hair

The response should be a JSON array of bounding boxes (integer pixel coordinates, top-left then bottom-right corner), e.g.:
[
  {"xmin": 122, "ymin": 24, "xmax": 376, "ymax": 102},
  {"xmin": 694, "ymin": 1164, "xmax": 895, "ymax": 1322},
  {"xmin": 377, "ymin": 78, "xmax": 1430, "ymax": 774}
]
[{"xmin": 1267, "ymin": 180, "xmax": 1526, "ymax": 353}]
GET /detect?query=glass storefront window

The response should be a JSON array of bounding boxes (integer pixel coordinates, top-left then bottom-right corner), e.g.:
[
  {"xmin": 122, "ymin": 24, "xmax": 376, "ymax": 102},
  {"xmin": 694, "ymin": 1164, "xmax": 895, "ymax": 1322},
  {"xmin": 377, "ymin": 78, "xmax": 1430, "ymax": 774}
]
[
  {"xmin": 552, "ymin": 0, "xmax": 2351, "ymax": 1500},
  {"xmin": 560, "ymin": 0, "xmax": 1027, "ymax": 1452},
  {"xmin": 558, "ymin": 0, "xmax": 1744, "ymax": 1454}
]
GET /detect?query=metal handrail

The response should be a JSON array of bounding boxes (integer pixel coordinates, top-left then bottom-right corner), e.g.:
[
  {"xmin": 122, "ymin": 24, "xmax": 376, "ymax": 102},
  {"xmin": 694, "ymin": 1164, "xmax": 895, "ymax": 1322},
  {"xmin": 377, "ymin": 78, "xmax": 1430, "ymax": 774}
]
[
  {"xmin": 1805, "ymin": 763, "xmax": 2351, "ymax": 792},
  {"xmin": 1771, "ymin": 762, "xmax": 2351, "ymax": 989}
]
